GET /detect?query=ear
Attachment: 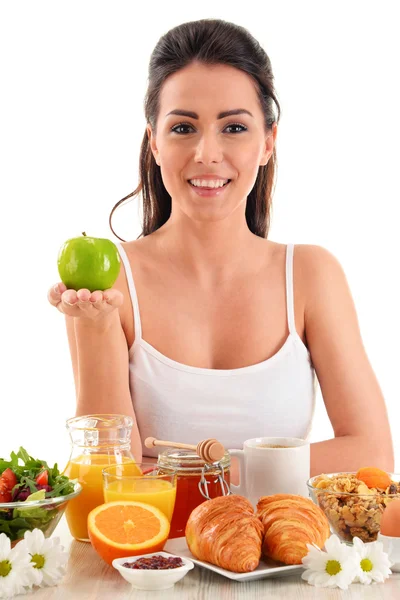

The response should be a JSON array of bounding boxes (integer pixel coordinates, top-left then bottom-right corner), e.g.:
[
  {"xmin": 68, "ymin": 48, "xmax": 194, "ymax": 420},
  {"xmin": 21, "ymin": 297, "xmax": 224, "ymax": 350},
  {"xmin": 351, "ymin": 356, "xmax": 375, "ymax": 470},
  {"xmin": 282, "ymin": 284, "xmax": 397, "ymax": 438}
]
[
  {"xmin": 146, "ymin": 124, "xmax": 160, "ymax": 166},
  {"xmin": 260, "ymin": 122, "xmax": 278, "ymax": 166}
]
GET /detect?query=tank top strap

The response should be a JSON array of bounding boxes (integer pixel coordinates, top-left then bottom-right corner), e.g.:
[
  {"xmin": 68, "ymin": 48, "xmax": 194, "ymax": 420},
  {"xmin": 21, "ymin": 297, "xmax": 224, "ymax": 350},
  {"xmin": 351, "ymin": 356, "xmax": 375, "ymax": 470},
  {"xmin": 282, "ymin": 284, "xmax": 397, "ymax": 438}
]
[
  {"xmin": 115, "ymin": 242, "xmax": 142, "ymax": 340},
  {"xmin": 285, "ymin": 243, "xmax": 296, "ymax": 335}
]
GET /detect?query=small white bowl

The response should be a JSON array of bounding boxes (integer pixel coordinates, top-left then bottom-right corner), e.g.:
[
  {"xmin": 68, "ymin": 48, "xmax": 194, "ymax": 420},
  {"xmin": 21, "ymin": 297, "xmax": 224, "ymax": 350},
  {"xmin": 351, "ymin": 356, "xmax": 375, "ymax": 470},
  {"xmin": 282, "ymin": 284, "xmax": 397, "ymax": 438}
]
[
  {"xmin": 112, "ymin": 551, "xmax": 194, "ymax": 590},
  {"xmin": 377, "ymin": 533, "xmax": 400, "ymax": 572}
]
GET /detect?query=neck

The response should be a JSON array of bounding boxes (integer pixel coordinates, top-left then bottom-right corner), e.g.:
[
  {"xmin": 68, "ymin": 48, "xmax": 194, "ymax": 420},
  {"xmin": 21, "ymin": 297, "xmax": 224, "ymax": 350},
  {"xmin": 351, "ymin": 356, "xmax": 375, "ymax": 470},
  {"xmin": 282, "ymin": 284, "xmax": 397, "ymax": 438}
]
[{"xmin": 155, "ymin": 210, "xmax": 260, "ymax": 287}]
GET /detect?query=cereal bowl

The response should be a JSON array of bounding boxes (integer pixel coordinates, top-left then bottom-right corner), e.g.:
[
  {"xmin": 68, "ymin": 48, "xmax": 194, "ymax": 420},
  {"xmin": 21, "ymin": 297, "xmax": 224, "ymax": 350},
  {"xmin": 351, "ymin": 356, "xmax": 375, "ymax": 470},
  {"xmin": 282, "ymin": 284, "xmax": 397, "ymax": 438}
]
[{"xmin": 307, "ymin": 472, "xmax": 400, "ymax": 544}]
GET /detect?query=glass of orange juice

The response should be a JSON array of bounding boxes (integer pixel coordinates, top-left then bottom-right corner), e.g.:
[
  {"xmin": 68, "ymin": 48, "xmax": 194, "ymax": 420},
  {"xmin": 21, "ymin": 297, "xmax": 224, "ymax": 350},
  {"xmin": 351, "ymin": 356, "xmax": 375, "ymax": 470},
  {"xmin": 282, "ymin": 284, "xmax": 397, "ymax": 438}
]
[{"xmin": 102, "ymin": 463, "xmax": 177, "ymax": 522}]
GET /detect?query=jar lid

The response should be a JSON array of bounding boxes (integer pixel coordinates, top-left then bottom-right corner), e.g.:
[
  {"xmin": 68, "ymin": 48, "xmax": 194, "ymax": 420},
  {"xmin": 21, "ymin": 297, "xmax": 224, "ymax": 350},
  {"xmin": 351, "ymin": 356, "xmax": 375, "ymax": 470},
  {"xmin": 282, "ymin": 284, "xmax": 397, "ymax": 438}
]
[{"xmin": 157, "ymin": 448, "xmax": 230, "ymax": 472}]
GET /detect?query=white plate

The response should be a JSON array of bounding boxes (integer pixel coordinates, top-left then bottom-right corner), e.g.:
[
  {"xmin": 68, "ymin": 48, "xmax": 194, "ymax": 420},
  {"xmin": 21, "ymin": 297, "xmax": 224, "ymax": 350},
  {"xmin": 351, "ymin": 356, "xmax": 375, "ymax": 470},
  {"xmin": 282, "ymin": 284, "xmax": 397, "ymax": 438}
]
[{"xmin": 164, "ymin": 537, "xmax": 304, "ymax": 582}]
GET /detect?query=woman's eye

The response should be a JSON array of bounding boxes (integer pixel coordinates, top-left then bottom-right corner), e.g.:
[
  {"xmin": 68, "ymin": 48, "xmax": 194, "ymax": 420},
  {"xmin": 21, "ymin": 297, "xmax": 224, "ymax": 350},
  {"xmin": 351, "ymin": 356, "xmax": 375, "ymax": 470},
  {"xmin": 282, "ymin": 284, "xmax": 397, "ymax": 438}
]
[
  {"xmin": 171, "ymin": 124, "xmax": 193, "ymax": 134},
  {"xmin": 225, "ymin": 123, "xmax": 247, "ymax": 134},
  {"xmin": 171, "ymin": 123, "xmax": 247, "ymax": 134}
]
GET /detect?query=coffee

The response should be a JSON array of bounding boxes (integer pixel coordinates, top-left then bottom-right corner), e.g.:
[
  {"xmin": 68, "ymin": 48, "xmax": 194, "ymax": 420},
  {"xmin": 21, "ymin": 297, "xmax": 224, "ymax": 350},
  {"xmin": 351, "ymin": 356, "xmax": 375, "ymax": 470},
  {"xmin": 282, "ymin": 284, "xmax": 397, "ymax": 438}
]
[{"xmin": 257, "ymin": 444, "xmax": 291, "ymax": 448}]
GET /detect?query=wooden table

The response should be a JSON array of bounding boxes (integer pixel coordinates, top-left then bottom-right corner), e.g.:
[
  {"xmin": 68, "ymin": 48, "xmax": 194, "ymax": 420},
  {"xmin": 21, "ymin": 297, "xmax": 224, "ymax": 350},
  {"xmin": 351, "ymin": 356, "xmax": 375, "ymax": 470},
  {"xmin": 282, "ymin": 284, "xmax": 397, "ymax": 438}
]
[{"xmin": 22, "ymin": 518, "xmax": 400, "ymax": 599}]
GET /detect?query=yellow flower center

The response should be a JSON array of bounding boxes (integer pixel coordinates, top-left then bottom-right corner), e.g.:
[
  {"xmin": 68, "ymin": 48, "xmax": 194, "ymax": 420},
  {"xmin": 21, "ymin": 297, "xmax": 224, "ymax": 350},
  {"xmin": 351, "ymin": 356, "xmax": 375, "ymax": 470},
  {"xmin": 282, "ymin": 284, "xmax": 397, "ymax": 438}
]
[
  {"xmin": 325, "ymin": 559, "xmax": 342, "ymax": 575},
  {"xmin": 0, "ymin": 559, "xmax": 12, "ymax": 577},
  {"xmin": 31, "ymin": 554, "xmax": 45, "ymax": 569},
  {"xmin": 360, "ymin": 558, "xmax": 373, "ymax": 572}
]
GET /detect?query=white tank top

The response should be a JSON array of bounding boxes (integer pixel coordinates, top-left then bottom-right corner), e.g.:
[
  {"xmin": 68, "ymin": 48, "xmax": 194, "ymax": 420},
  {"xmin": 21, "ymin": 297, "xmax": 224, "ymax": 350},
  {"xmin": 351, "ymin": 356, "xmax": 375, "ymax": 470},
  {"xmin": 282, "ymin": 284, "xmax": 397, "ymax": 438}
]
[{"xmin": 116, "ymin": 243, "xmax": 316, "ymax": 458}]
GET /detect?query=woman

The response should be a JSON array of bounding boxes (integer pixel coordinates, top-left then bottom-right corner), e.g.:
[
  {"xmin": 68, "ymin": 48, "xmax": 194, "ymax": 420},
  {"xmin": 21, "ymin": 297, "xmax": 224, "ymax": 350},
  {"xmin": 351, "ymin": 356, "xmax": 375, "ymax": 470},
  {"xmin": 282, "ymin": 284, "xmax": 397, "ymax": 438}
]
[{"xmin": 48, "ymin": 18, "xmax": 394, "ymax": 478}]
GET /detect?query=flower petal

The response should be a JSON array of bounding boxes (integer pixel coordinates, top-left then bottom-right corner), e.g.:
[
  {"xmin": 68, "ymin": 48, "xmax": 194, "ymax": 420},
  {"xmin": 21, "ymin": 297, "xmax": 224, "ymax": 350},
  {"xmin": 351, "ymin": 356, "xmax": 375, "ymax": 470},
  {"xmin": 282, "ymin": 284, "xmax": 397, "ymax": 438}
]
[
  {"xmin": 0, "ymin": 573, "xmax": 26, "ymax": 599},
  {"xmin": 313, "ymin": 571, "xmax": 333, "ymax": 587},
  {"xmin": 352, "ymin": 537, "xmax": 364, "ymax": 553},
  {"xmin": 23, "ymin": 529, "xmax": 45, "ymax": 555},
  {"xmin": 41, "ymin": 567, "xmax": 65, "ymax": 587},
  {"xmin": 0, "ymin": 534, "xmax": 11, "ymax": 562},
  {"xmin": 324, "ymin": 535, "xmax": 343, "ymax": 553}
]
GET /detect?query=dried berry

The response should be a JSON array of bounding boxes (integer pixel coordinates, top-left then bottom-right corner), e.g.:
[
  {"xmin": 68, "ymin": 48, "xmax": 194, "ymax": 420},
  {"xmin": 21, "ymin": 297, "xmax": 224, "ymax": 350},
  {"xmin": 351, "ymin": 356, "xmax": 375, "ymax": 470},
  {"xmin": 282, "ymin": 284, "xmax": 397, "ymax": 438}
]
[
  {"xmin": 122, "ymin": 555, "xmax": 184, "ymax": 570},
  {"xmin": 13, "ymin": 486, "xmax": 31, "ymax": 501},
  {"xmin": 36, "ymin": 484, "xmax": 53, "ymax": 493}
]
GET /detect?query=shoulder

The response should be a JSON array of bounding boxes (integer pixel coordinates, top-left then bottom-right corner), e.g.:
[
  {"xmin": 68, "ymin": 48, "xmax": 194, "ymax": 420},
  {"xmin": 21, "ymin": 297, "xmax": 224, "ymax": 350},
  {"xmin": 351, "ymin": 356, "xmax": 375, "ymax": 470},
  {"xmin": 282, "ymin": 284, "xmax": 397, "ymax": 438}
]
[
  {"xmin": 293, "ymin": 243, "xmax": 344, "ymax": 274},
  {"xmin": 114, "ymin": 235, "xmax": 161, "ymax": 329},
  {"xmin": 266, "ymin": 240, "xmax": 346, "ymax": 283},
  {"xmin": 118, "ymin": 237, "xmax": 147, "ymax": 257},
  {"xmin": 293, "ymin": 244, "xmax": 354, "ymax": 322},
  {"xmin": 110, "ymin": 238, "xmax": 150, "ymax": 330},
  {"xmin": 293, "ymin": 243, "xmax": 350, "ymax": 289},
  {"xmin": 115, "ymin": 237, "xmax": 157, "ymax": 286},
  {"xmin": 118, "ymin": 235, "xmax": 159, "ymax": 267}
]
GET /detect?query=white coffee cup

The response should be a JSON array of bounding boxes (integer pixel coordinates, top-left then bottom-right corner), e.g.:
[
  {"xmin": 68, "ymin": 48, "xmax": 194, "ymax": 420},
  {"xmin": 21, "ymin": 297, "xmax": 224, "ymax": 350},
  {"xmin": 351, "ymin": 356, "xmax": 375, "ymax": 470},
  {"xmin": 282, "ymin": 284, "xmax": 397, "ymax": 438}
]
[{"xmin": 228, "ymin": 437, "xmax": 310, "ymax": 509}]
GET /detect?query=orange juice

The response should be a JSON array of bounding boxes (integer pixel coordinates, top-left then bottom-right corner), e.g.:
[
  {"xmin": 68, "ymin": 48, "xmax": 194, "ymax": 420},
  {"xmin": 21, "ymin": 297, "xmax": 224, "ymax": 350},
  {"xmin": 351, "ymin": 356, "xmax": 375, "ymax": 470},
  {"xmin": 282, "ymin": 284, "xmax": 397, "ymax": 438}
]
[
  {"xmin": 63, "ymin": 454, "xmax": 135, "ymax": 540},
  {"xmin": 104, "ymin": 478, "xmax": 176, "ymax": 521}
]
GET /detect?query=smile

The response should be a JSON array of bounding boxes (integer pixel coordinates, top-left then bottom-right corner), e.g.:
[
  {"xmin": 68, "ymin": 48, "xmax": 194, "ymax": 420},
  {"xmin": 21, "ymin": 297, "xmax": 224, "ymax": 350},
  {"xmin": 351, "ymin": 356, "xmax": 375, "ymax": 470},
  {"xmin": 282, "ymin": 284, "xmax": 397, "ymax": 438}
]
[{"xmin": 187, "ymin": 180, "xmax": 232, "ymax": 197}]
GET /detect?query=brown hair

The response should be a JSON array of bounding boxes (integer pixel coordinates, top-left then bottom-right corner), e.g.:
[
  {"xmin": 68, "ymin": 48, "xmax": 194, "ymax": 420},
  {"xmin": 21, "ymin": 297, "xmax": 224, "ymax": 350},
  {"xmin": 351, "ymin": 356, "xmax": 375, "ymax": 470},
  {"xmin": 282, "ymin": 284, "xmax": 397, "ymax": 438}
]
[{"xmin": 109, "ymin": 18, "xmax": 281, "ymax": 241}]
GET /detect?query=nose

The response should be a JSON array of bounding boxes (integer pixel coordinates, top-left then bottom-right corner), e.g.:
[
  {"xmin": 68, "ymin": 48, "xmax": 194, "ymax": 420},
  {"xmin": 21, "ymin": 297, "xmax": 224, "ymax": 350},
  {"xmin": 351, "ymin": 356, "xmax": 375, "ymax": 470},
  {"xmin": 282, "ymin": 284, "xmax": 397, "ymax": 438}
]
[{"xmin": 194, "ymin": 131, "xmax": 223, "ymax": 164}]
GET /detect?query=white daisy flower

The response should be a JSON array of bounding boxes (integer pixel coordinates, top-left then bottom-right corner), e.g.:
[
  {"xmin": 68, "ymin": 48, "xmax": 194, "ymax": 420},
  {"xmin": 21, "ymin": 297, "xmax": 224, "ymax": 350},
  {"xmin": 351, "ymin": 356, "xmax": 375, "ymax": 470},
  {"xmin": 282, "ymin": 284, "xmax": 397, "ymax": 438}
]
[
  {"xmin": 352, "ymin": 536, "xmax": 392, "ymax": 584},
  {"xmin": 301, "ymin": 534, "xmax": 359, "ymax": 590},
  {"xmin": 18, "ymin": 529, "xmax": 69, "ymax": 588},
  {"xmin": 0, "ymin": 533, "xmax": 37, "ymax": 598}
]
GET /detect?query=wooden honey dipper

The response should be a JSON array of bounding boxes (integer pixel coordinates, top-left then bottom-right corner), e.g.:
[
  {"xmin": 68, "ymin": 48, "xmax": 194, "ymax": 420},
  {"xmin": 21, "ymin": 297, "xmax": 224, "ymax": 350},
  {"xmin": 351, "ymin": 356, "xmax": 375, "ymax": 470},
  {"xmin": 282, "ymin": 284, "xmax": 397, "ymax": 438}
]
[{"xmin": 144, "ymin": 437, "xmax": 225, "ymax": 463}]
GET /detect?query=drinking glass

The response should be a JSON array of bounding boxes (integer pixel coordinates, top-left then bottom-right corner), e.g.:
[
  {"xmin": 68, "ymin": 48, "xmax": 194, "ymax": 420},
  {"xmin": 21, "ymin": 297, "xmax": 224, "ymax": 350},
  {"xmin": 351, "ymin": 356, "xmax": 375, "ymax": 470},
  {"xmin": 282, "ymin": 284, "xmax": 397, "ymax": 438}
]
[{"xmin": 102, "ymin": 463, "xmax": 177, "ymax": 522}]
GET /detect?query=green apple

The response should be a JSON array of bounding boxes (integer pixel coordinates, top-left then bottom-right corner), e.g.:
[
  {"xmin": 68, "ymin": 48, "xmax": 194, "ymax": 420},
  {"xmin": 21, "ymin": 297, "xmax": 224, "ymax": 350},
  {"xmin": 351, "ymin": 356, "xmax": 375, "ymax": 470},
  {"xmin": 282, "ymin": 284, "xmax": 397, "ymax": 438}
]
[{"xmin": 57, "ymin": 232, "xmax": 121, "ymax": 292}]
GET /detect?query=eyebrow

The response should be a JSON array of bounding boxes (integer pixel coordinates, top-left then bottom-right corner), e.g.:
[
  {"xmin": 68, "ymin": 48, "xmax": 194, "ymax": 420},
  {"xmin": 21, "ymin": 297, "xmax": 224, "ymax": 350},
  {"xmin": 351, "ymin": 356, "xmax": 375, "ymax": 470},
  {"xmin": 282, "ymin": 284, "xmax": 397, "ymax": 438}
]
[{"xmin": 165, "ymin": 108, "xmax": 254, "ymax": 119}]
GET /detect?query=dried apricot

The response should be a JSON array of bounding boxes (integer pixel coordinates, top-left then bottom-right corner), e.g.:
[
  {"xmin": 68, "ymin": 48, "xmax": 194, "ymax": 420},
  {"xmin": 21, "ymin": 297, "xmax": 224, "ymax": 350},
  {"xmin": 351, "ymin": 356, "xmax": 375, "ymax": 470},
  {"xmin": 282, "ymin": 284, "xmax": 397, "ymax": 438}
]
[{"xmin": 356, "ymin": 467, "xmax": 391, "ymax": 490}]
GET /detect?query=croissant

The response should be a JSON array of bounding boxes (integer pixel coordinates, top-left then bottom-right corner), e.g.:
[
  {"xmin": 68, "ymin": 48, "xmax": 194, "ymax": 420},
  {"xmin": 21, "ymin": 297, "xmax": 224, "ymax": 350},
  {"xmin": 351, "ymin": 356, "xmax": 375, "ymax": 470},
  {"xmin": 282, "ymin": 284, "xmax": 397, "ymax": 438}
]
[
  {"xmin": 256, "ymin": 494, "xmax": 330, "ymax": 565},
  {"xmin": 185, "ymin": 495, "xmax": 264, "ymax": 573}
]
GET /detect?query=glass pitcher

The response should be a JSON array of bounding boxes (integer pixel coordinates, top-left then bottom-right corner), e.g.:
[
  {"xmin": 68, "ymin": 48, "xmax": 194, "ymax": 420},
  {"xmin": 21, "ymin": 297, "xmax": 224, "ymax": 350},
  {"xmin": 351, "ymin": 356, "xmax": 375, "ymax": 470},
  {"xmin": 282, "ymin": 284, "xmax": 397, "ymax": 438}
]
[{"xmin": 63, "ymin": 414, "xmax": 135, "ymax": 541}]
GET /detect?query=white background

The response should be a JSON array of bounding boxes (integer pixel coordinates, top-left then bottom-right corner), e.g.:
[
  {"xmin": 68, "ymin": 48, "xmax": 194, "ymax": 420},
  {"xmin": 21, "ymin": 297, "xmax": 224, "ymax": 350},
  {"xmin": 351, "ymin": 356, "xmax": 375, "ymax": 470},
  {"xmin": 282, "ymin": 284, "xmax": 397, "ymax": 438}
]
[{"xmin": 1, "ymin": 1, "xmax": 399, "ymax": 471}]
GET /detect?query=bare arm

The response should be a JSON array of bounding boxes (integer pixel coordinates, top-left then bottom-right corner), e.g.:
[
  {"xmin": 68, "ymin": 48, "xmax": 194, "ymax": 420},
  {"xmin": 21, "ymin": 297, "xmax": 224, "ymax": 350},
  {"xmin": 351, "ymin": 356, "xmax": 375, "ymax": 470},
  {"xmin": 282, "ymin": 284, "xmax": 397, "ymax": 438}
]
[
  {"xmin": 49, "ymin": 254, "xmax": 142, "ymax": 462},
  {"xmin": 66, "ymin": 312, "xmax": 142, "ymax": 462},
  {"xmin": 298, "ymin": 245, "xmax": 394, "ymax": 476}
]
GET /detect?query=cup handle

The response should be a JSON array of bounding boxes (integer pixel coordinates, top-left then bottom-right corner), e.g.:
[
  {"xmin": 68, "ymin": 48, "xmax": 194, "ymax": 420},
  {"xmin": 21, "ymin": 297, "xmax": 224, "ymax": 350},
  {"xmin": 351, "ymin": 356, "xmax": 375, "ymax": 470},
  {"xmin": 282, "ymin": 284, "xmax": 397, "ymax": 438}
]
[{"xmin": 228, "ymin": 449, "xmax": 246, "ymax": 496}]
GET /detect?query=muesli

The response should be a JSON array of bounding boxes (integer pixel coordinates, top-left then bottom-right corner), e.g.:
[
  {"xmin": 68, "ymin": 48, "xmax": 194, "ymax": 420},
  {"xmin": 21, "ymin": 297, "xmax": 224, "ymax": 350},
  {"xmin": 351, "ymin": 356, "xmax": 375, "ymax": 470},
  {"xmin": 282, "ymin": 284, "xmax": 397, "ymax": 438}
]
[{"xmin": 311, "ymin": 472, "xmax": 400, "ymax": 542}]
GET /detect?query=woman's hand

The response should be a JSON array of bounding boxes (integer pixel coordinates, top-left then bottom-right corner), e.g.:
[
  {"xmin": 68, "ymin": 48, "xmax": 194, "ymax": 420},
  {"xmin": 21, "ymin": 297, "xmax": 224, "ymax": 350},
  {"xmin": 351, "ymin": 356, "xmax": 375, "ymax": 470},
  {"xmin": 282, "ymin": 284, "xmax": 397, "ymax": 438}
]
[{"xmin": 47, "ymin": 282, "xmax": 124, "ymax": 320}]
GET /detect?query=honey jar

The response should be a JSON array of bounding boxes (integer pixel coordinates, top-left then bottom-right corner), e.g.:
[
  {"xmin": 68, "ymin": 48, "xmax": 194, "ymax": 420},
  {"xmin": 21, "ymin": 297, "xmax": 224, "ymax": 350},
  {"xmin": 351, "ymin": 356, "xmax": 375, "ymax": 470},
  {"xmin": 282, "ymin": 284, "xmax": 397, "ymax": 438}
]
[{"xmin": 157, "ymin": 448, "xmax": 231, "ymax": 539}]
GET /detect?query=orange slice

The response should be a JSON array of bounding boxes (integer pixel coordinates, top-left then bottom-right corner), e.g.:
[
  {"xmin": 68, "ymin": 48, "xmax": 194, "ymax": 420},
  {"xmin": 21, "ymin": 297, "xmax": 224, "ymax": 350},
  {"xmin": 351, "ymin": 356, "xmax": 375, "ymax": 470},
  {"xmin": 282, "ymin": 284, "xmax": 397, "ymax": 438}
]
[{"xmin": 88, "ymin": 501, "xmax": 170, "ymax": 565}]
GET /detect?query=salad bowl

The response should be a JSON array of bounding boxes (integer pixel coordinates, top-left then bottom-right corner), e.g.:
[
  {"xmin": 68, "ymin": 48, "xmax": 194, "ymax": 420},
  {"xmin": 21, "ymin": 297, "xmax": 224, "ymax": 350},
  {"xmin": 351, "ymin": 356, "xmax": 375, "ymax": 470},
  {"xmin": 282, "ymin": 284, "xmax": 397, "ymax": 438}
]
[
  {"xmin": 0, "ymin": 446, "xmax": 81, "ymax": 545},
  {"xmin": 0, "ymin": 483, "xmax": 82, "ymax": 545}
]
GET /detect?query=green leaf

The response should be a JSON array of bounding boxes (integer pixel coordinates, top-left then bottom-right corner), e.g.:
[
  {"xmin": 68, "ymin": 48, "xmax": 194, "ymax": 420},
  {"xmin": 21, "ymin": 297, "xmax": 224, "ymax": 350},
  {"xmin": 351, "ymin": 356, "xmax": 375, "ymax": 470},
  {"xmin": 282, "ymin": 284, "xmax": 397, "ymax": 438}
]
[
  {"xmin": 7, "ymin": 517, "xmax": 30, "ymax": 529},
  {"xmin": 13, "ymin": 506, "xmax": 53, "ymax": 521},
  {"xmin": 17, "ymin": 447, "xmax": 30, "ymax": 464},
  {"xmin": 10, "ymin": 451, "xmax": 19, "ymax": 468},
  {"xmin": 19, "ymin": 476, "xmax": 38, "ymax": 493},
  {"xmin": 0, "ymin": 522, "xmax": 11, "ymax": 535},
  {"xmin": 16, "ymin": 528, "xmax": 30, "ymax": 539},
  {"xmin": 46, "ymin": 479, "xmax": 74, "ymax": 498}
]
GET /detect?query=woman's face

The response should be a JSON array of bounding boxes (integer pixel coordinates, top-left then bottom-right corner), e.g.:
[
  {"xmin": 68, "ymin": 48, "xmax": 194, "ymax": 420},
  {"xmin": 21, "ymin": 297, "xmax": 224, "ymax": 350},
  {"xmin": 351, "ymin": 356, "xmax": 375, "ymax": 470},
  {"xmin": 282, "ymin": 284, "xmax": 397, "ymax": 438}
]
[{"xmin": 147, "ymin": 61, "xmax": 277, "ymax": 224}]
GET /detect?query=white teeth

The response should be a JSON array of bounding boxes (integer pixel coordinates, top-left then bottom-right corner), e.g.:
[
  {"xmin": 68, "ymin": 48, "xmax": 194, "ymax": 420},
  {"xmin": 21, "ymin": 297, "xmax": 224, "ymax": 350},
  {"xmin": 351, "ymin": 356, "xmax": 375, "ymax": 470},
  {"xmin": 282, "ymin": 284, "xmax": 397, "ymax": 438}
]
[{"xmin": 189, "ymin": 179, "xmax": 229, "ymax": 188}]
